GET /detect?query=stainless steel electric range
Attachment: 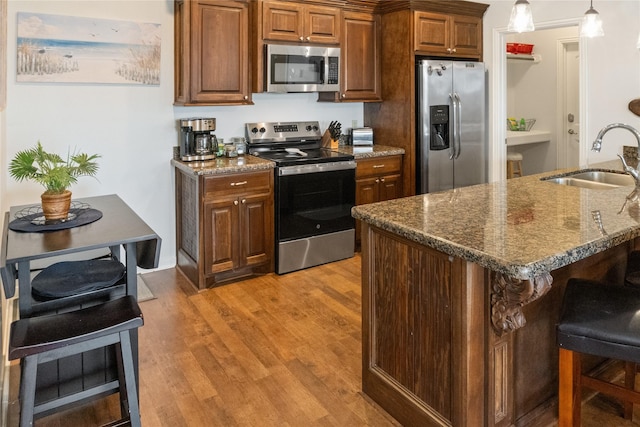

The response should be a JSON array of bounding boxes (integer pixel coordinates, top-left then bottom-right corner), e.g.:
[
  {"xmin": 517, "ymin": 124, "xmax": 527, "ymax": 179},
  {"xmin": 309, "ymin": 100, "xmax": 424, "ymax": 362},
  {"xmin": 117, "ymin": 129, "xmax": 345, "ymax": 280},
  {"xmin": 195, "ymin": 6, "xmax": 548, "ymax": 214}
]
[{"xmin": 245, "ymin": 121, "xmax": 356, "ymax": 274}]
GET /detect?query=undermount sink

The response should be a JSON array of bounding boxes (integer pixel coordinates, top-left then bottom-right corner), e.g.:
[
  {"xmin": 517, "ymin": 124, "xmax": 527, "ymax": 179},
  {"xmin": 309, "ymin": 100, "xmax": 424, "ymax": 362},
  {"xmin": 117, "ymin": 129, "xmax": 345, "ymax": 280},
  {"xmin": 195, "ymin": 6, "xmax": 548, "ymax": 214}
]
[{"xmin": 542, "ymin": 170, "xmax": 635, "ymax": 190}]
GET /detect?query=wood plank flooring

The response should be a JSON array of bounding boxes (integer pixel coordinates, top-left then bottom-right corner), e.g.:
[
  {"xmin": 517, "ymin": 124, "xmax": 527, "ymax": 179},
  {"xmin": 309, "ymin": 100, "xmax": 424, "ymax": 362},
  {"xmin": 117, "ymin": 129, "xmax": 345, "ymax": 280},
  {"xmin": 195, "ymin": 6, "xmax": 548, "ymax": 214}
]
[{"xmin": 6, "ymin": 254, "xmax": 640, "ymax": 426}]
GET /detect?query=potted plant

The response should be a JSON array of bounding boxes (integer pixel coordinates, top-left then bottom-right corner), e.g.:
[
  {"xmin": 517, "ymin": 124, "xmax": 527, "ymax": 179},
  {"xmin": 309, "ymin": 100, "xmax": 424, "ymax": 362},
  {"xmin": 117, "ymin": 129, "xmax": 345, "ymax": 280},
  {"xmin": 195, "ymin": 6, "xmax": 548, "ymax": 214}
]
[{"xmin": 9, "ymin": 141, "xmax": 100, "ymax": 220}]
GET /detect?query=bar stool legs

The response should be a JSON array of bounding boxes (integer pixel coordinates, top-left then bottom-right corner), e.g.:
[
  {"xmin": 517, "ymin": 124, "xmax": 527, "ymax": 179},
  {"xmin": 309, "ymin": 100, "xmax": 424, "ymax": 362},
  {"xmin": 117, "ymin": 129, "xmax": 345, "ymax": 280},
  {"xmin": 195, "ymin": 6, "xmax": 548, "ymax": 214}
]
[
  {"xmin": 507, "ymin": 152, "xmax": 523, "ymax": 178},
  {"xmin": 9, "ymin": 296, "xmax": 143, "ymax": 426}
]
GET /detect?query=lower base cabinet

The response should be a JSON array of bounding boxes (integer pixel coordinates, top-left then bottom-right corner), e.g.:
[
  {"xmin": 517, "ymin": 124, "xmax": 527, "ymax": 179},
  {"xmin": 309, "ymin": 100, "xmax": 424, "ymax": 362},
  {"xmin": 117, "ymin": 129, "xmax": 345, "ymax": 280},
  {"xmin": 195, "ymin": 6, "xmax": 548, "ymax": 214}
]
[
  {"xmin": 355, "ymin": 155, "xmax": 402, "ymax": 246},
  {"xmin": 175, "ymin": 168, "xmax": 274, "ymax": 290}
]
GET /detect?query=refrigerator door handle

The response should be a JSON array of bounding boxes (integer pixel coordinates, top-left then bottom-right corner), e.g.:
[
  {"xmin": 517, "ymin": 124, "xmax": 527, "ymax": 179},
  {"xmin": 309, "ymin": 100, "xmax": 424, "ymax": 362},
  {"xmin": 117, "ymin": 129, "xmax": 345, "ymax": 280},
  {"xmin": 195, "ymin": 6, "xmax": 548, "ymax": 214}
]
[
  {"xmin": 448, "ymin": 93, "xmax": 456, "ymax": 160},
  {"xmin": 453, "ymin": 92, "xmax": 462, "ymax": 159}
]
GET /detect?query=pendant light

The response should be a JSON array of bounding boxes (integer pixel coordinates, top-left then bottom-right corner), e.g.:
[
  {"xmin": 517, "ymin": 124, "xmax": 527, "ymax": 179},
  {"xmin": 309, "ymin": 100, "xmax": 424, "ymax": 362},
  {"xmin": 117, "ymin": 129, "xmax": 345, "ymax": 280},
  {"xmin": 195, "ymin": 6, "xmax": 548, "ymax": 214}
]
[
  {"xmin": 580, "ymin": 0, "xmax": 604, "ymax": 38},
  {"xmin": 507, "ymin": 0, "xmax": 535, "ymax": 33}
]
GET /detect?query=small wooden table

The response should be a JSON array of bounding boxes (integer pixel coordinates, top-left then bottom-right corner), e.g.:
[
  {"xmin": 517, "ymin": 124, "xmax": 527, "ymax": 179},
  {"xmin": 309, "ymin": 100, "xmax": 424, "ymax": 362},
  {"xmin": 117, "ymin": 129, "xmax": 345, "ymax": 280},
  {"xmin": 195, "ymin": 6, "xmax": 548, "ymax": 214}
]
[{"xmin": 1, "ymin": 194, "xmax": 161, "ymax": 410}]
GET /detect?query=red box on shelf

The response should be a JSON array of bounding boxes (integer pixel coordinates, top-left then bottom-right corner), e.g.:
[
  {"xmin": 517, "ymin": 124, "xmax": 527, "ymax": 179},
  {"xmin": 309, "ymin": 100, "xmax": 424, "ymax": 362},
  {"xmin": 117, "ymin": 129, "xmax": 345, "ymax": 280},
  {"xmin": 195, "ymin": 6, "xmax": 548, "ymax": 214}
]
[
  {"xmin": 506, "ymin": 43, "xmax": 534, "ymax": 55},
  {"xmin": 516, "ymin": 43, "xmax": 534, "ymax": 54}
]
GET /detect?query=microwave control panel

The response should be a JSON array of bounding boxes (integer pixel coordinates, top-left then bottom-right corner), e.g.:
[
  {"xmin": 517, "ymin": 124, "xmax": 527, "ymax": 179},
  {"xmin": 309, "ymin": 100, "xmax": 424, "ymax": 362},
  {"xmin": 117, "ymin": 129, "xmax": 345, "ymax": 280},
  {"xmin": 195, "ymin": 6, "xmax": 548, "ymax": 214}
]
[{"xmin": 327, "ymin": 57, "xmax": 339, "ymax": 85}]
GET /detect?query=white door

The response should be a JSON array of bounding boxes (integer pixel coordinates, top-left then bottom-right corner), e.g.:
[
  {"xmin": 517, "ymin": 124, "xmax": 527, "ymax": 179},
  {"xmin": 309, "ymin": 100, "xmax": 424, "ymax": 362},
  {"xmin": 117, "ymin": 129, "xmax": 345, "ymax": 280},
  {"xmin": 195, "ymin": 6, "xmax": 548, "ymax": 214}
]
[{"xmin": 560, "ymin": 41, "xmax": 580, "ymax": 168}]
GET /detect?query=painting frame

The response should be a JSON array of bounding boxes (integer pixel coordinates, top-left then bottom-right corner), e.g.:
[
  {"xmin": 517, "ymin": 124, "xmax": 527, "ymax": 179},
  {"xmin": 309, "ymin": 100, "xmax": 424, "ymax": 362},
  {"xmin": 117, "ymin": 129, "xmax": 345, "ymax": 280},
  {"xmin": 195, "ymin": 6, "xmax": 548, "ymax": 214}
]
[{"xmin": 16, "ymin": 12, "xmax": 161, "ymax": 85}]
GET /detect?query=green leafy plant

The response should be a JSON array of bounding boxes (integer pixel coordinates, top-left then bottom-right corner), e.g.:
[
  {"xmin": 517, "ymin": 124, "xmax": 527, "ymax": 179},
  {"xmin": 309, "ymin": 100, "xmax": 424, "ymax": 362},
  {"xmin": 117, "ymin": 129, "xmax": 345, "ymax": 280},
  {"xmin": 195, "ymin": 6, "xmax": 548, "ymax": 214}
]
[{"xmin": 9, "ymin": 141, "xmax": 100, "ymax": 195}]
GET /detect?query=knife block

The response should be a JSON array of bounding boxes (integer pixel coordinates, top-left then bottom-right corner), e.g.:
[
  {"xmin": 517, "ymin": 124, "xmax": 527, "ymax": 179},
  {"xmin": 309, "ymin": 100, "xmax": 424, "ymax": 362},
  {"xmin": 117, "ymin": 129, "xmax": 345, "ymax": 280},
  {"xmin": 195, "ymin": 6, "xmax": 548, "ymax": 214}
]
[{"xmin": 321, "ymin": 130, "xmax": 339, "ymax": 149}]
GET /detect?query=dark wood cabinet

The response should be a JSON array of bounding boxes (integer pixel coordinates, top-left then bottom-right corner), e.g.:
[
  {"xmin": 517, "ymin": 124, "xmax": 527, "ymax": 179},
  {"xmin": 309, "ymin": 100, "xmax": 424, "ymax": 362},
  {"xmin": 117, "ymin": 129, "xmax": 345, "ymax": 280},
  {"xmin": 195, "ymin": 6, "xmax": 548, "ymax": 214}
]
[
  {"xmin": 262, "ymin": 1, "xmax": 340, "ymax": 44},
  {"xmin": 354, "ymin": 155, "xmax": 402, "ymax": 245},
  {"xmin": 318, "ymin": 10, "xmax": 381, "ymax": 103},
  {"xmin": 174, "ymin": 0, "xmax": 252, "ymax": 106},
  {"xmin": 175, "ymin": 168, "xmax": 273, "ymax": 290},
  {"xmin": 414, "ymin": 11, "xmax": 483, "ymax": 59}
]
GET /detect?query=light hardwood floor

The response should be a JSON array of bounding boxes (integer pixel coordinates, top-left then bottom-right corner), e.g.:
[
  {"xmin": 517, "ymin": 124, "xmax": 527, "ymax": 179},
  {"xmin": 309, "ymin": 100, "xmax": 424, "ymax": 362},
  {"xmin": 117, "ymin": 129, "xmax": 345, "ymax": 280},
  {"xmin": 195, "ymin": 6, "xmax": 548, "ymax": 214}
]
[{"xmin": 7, "ymin": 254, "xmax": 640, "ymax": 426}]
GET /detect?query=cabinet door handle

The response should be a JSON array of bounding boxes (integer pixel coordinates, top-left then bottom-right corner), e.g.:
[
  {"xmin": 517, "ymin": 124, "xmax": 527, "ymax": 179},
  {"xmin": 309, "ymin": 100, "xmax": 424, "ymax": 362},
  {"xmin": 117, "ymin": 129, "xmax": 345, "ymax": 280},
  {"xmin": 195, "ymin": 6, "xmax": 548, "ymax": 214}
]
[
  {"xmin": 380, "ymin": 178, "xmax": 385, "ymax": 182},
  {"xmin": 234, "ymin": 200, "xmax": 239, "ymax": 205},
  {"xmin": 375, "ymin": 178, "xmax": 380, "ymax": 183},
  {"xmin": 306, "ymin": 36, "xmax": 310, "ymax": 41},
  {"xmin": 341, "ymin": 93, "xmax": 346, "ymax": 98},
  {"xmin": 299, "ymin": 36, "xmax": 304, "ymax": 41},
  {"xmin": 373, "ymin": 164, "xmax": 385, "ymax": 169},
  {"xmin": 241, "ymin": 199, "xmax": 246, "ymax": 204},
  {"xmin": 230, "ymin": 181, "xmax": 247, "ymax": 186},
  {"xmin": 451, "ymin": 48, "xmax": 457, "ymax": 53}
]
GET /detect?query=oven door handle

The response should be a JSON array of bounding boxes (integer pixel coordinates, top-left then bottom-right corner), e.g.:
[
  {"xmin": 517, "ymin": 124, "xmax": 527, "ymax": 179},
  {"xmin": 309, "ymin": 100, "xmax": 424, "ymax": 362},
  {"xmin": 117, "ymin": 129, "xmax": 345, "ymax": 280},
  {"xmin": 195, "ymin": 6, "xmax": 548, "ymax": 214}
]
[{"xmin": 278, "ymin": 160, "xmax": 356, "ymax": 176}]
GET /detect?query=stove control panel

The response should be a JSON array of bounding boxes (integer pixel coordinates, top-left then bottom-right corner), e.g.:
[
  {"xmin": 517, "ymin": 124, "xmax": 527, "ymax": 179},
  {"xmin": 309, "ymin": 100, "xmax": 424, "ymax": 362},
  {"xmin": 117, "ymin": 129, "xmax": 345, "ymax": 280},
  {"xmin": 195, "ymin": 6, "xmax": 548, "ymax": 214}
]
[{"xmin": 246, "ymin": 121, "xmax": 322, "ymax": 144}]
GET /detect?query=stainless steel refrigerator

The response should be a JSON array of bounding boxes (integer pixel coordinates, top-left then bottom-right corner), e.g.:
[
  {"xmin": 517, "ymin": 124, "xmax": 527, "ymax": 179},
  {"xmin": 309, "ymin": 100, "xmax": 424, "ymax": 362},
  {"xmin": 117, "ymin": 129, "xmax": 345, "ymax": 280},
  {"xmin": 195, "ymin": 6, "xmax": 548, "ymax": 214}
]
[{"xmin": 416, "ymin": 59, "xmax": 487, "ymax": 194}]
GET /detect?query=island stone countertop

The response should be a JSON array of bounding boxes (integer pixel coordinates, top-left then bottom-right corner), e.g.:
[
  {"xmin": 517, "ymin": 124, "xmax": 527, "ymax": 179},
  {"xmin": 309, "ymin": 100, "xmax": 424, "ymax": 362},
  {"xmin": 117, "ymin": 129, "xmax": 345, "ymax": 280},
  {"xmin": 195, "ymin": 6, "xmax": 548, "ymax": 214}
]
[
  {"xmin": 171, "ymin": 144, "xmax": 404, "ymax": 175},
  {"xmin": 352, "ymin": 159, "xmax": 640, "ymax": 280}
]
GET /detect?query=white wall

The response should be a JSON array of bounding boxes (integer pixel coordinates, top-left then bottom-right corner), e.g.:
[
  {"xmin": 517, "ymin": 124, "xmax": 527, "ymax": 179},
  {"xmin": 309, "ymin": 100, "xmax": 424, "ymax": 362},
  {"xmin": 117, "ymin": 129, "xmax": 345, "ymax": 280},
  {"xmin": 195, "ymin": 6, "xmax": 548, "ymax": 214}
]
[
  {"xmin": 1, "ymin": 0, "xmax": 363, "ymax": 271},
  {"xmin": 2, "ymin": 1, "xmax": 640, "ymax": 272},
  {"xmin": 483, "ymin": 0, "xmax": 640, "ymax": 168}
]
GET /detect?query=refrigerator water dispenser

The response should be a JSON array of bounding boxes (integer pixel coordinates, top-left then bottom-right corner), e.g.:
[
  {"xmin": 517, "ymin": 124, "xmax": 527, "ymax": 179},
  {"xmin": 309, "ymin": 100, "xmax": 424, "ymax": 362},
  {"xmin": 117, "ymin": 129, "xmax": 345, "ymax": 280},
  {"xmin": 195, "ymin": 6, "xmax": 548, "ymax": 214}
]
[{"xmin": 430, "ymin": 105, "xmax": 449, "ymax": 150}]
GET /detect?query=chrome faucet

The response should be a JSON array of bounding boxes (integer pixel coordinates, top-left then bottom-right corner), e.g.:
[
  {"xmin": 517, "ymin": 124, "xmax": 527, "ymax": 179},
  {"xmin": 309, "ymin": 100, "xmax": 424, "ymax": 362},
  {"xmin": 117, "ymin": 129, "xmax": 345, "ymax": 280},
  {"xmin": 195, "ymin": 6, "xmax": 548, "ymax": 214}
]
[
  {"xmin": 591, "ymin": 123, "xmax": 640, "ymax": 156},
  {"xmin": 592, "ymin": 123, "xmax": 640, "ymax": 186}
]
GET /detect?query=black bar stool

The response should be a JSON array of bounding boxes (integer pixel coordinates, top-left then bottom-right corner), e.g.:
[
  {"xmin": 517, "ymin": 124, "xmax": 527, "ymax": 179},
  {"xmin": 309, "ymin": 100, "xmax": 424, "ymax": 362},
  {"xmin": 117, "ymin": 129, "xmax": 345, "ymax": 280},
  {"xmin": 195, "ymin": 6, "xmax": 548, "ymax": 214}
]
[
  {"xmin": 9, "ymin": 296, "xmax": 143, "ymax": 427},
  {"xmin": 557, "ymin": 276, "xmax": 640, "ymax": 426}
]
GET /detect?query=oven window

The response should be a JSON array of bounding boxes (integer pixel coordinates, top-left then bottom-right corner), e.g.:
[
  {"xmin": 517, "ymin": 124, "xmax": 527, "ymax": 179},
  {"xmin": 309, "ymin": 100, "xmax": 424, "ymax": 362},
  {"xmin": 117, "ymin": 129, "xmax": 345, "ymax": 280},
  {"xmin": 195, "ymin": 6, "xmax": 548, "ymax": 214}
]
[
  {"xmin": 271, "ymin": 54, "xmax": 324, "ymax": 85},
  {"xmin": 276, "ymin": 168, "xmax": 355, "ymax": 241}
]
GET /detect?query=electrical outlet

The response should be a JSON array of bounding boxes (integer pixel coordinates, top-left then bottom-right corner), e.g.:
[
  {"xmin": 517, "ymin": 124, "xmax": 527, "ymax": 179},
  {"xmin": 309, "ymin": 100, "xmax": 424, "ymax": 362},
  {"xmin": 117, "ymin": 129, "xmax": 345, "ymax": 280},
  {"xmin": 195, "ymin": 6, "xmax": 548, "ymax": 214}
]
[{"xmin": 352, "ymin": 120, "xmax": 358, "ymax": 128}]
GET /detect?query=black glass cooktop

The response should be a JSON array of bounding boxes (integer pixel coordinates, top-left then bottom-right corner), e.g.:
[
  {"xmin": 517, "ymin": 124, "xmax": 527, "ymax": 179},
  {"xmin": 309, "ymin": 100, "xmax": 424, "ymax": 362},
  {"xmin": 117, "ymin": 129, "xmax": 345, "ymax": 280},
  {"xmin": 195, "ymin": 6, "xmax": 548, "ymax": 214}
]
[{"xmin": 250, "ymin": 148, "xmax": 353, "ymax": 166}]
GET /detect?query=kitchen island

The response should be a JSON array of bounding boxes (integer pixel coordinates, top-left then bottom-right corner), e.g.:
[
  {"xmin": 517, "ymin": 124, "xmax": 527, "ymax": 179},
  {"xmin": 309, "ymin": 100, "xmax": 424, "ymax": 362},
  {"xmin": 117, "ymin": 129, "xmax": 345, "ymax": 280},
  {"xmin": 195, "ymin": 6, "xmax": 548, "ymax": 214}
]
[{"xmin": 351, "ymin": 159, "xmax": 640, "ymax": 427}]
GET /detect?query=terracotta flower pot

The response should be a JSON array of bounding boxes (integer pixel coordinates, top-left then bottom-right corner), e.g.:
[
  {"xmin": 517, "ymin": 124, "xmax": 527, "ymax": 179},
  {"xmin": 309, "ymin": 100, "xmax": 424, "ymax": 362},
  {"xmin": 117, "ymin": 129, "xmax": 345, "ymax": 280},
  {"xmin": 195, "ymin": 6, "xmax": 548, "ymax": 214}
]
[{"xmin": 41, "ymin": 190, "xmax": 72, "ymax": 221}]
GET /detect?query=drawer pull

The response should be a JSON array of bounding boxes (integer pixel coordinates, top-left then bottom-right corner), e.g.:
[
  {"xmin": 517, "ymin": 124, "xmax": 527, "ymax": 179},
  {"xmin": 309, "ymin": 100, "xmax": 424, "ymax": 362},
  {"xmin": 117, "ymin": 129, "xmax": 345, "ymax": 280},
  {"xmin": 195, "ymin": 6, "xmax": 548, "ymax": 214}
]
[
  {"xmin": 372, "ymin": 164, "xmax": 385, "ymax": 169},
  {"xmin": 234, "ymin": 200, "xmax": 239, "ymax": 205},
  {"xmin": 230, "ymin": 181, "xmax": 248, "ymax": 186}
]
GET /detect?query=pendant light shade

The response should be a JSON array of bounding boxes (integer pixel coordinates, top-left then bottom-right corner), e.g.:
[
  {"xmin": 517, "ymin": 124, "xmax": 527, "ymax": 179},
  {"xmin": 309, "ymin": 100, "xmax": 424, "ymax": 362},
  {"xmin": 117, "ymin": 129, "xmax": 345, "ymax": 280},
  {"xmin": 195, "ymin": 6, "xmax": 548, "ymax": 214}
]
[
  {"xmin": 507, "ymin": 0, "xmax": 535, "ymax": 33},
  {"xmin": 580, "ymin": 1, "xmax": 604, "ymax": 38}
]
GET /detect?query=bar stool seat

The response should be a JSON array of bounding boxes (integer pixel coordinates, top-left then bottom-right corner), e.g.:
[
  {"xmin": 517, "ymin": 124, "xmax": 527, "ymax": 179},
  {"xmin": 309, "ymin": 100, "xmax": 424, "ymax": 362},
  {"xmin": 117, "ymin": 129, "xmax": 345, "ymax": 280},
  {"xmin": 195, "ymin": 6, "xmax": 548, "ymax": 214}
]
[
  {"xmin": 9, "ymin": 296, "xmax": 143, "ymax": 427},
  {"xmin": 557, "ymin": 278, "xmax": 640, "ymax": 426},
  {"xmin": 507, "ymin": 152, "xmax": 524, "ymax": 178}
]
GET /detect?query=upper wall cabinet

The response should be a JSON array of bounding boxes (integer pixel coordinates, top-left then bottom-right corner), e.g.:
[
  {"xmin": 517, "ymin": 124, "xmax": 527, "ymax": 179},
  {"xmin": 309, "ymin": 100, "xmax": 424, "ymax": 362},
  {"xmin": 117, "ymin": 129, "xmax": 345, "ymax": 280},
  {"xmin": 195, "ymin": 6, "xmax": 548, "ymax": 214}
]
[
  {"xmin": 174, "ymin": 0, "xmax": 252, "ymax": 106},
  {"xmin": 414, "ymin": 11, "xmax": 483, "ymax": 59},
  {"xmin": 318, "ymin": 10, "xmax": 381, "ymax": 103},
  {"xmin": 262, "ymin": 1, "xmax": 341, "ymax": 45}
]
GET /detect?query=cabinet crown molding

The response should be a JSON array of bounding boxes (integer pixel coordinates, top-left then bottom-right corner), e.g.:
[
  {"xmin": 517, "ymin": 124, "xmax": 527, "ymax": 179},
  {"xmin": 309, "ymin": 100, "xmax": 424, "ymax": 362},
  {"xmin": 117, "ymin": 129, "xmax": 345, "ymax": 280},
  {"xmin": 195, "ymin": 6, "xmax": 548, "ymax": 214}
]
[{"xmin": 375, "ymin": 0, "xmax": 489, "ymax": 17}]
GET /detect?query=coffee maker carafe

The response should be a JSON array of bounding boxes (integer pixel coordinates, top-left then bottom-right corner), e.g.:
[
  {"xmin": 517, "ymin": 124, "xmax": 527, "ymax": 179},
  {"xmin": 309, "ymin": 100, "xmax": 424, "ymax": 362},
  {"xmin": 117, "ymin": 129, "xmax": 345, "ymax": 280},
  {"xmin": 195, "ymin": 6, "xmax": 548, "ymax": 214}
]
[{"xmin": 179, "ymin": 118, "xmax": 217, "ymax": 161}]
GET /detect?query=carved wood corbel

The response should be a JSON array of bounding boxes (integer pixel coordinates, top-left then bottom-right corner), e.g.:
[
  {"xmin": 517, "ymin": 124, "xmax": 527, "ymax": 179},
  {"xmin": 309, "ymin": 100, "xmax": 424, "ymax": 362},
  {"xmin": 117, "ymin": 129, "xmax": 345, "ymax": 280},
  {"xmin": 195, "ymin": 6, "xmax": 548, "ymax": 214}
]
[{"xmin": 490, "ymin": 272, "xmax": 553, "ymax": 336}]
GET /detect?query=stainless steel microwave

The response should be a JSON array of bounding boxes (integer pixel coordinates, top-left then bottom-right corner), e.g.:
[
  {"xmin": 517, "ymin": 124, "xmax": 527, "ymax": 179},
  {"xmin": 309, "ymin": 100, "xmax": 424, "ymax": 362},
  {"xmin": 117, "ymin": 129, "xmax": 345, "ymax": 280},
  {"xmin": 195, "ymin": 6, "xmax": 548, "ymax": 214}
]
[{"xmin": 266, "ymin": 44, "xmax": 340, "ymax": 93}]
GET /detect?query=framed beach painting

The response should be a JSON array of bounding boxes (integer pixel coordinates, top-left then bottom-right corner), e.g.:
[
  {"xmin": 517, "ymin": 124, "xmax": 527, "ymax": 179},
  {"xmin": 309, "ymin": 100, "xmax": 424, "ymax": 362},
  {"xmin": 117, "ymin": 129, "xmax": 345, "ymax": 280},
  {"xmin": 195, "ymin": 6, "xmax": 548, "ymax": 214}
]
[{"xmin": 17, "ymin": 12, "xmax": 161, "ymax": 85}]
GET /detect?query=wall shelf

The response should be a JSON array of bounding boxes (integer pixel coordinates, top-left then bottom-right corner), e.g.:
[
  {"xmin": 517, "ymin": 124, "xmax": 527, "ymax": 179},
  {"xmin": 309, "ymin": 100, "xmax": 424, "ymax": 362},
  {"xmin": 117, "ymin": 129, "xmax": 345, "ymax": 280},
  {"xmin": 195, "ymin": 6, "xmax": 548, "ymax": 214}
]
[
  {"xmin": 506, "ymin": 130, "xmax": 551, "ymax": 146},
  {"xmin": 507, "ymin": 53, "xmax": 541, "ymax": 63}
]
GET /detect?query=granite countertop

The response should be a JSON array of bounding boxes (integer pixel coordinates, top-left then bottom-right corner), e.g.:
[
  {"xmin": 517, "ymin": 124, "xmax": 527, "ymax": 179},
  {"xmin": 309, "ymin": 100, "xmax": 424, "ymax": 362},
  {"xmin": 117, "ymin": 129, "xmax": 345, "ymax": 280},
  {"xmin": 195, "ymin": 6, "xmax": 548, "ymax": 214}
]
[
  {"xmin": 171, "ymin": 144, "xmax": 405, "ymax": 175},
  {"xmin": 336, "ymin": 144, "xmax": 405, "ymax": 158},
  {"xmin": 171, "ymin": 155, "xmax": 275, "ymax": 176},
  {"xmin": 352, "ymin": 159, "xmax": 640, "ymax": 280}
]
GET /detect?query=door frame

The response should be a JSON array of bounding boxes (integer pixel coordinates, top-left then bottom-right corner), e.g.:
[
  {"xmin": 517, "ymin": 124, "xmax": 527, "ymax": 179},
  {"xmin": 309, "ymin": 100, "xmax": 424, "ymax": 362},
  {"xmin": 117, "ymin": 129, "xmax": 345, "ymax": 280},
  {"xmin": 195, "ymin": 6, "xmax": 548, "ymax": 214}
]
[
  {"xmin": 556, "ymin": 37, "xmax": 580, "ymax": 169},
  {"xmin": 491, "ymin": 18, "xmax": 588, "ymax": 182}
]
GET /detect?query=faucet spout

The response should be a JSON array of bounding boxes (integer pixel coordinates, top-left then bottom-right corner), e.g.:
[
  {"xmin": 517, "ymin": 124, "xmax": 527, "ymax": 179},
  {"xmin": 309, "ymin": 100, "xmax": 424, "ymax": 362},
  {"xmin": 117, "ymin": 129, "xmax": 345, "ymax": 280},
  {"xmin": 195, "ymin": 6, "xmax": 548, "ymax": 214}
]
[{"xmin": 592, "ymin": 123, "xmax": 640, "ymax": 159}]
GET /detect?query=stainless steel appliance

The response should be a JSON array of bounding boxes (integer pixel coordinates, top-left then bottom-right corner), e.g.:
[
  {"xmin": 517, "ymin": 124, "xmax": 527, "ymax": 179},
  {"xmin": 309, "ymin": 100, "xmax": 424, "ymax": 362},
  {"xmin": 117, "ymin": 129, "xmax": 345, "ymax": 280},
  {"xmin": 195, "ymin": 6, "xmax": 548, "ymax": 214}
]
[
  {"xmin": 246, "ymin": 121, "xmax": 355, "ymax": 274},
  {"xmin": 265, "ymin": 44, "xmax": 340, "ymax": 93},
  {"xmin": 179, "ymin": 118, "xmax": 217, "ymax": 161},
  {"xmin": 416, "ymin": 60, "xmax": 487, "ymax": 193}
]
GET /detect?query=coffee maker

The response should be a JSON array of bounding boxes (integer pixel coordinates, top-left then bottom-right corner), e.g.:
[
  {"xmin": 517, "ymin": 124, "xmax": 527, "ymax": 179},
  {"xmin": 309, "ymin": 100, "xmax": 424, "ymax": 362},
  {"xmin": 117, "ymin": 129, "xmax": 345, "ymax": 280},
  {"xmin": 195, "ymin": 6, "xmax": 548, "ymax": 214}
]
[{"xmin": 179, "ymin": 118, "xmax": 217, "ymax": 161}]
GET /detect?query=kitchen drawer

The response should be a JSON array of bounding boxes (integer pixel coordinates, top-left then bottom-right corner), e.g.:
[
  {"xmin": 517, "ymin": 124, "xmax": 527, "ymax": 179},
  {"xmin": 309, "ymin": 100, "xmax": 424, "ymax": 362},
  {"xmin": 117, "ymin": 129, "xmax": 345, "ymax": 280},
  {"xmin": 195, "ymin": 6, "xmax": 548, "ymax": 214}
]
[
  {"xmin": 356, "ymin": 155, "xmax": 402, "ymax": 178},
  {"xmin": 203, "ymin": 170, "xmax": 273, "ymax": 199}
]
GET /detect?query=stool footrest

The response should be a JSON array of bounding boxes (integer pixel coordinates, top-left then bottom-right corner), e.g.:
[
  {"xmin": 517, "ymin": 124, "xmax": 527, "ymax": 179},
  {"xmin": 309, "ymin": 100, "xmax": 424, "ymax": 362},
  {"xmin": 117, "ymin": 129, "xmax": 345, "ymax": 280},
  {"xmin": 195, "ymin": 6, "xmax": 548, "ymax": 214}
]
[{"xmin": 34, "ymin": 380, "xmax": 120, "ymax": 416}]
